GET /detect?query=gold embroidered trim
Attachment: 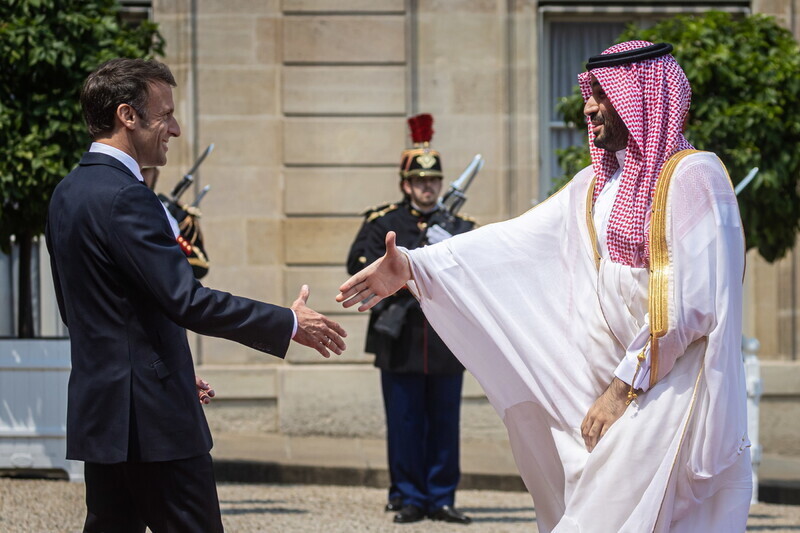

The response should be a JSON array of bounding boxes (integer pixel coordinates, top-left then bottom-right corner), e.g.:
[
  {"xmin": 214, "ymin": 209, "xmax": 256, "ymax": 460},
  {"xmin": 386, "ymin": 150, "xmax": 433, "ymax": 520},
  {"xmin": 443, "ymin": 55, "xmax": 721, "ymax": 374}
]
[
  {"xmin": 188, "ymin": 256, "xmax": 209, "ymax": 268},
  {"xmin": 648, "ymin": 149, "xmax": 702, "ymax": 388},
  {"xmin": 366, "ymin": 203, "xmax": 398, "ymax": 223},
  {"xmin": 585, "ymin": 177, "xmax": 601, "ymax": 270},
  {"xmin": 626, "ymin": 345, "xmax": 647, "ymax": 405},
  {"xmin": 416, "ymin": 152, "xmax": 437, "ymax": 169}
]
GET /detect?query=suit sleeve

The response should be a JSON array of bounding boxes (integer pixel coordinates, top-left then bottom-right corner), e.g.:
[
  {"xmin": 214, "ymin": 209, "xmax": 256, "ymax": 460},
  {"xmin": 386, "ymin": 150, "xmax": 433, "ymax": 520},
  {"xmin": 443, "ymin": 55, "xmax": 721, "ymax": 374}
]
[{"xmin": 108, "ymin": 183, "xmax": 294, "ymax": 358}]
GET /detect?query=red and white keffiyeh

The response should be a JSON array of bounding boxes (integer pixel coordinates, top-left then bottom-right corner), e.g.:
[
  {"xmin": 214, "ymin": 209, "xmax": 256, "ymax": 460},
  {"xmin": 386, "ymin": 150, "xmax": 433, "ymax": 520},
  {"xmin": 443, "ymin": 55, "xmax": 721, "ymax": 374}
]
[{"xmin": 578, "ymin": 40, "xmax": 693, "ymax": 267}]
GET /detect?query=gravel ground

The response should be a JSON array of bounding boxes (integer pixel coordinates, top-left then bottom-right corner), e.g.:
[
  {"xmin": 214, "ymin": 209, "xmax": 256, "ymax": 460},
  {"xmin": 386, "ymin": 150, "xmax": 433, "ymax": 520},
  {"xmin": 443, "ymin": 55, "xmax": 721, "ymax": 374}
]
[{"xmin": 1, "ymin": 478, "xmax": 799, "ymax": 532}]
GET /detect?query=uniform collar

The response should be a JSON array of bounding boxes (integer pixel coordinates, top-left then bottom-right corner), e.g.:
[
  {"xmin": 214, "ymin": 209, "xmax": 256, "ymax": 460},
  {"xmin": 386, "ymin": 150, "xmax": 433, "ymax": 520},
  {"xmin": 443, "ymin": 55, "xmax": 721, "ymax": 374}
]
[{"xmin": 407, "ymin": 200, "xmax": 440, "ymax": 218}]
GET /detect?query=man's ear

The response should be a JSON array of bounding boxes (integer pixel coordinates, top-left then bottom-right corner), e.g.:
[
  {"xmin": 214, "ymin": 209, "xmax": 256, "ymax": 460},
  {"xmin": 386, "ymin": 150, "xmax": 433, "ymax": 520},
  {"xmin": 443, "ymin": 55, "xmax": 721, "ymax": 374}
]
[{"xmin": 116, "ymin": 103, "xmax": 137, "ymax": 130}]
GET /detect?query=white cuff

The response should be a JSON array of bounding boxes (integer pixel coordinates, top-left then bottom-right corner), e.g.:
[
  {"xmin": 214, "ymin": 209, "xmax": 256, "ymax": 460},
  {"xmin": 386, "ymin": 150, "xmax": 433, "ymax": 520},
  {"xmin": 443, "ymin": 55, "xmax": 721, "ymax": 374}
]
[{"xmin": 614, "ymin": 347, "xmax": 651, "ymax": 392}]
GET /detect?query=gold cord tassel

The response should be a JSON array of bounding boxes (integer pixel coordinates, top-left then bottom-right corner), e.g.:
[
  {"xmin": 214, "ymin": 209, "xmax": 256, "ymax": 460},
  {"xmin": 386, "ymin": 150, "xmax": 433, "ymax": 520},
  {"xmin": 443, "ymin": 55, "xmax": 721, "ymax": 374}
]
[{"xmin": 626, "ymin": 337, "xmax": 651, "ymax": 405}]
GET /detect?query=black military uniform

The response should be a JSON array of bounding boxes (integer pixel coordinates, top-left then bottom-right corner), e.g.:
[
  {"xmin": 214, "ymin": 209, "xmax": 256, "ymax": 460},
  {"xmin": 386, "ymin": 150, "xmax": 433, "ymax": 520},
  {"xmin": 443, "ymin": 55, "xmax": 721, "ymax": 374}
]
[
  {"xmin": 346, "ymin": 114, "xmax": 475, "ymax": 524},
  {"xmin": 347, "ymin": 199, "xmax": 474, "ymax": 373}
]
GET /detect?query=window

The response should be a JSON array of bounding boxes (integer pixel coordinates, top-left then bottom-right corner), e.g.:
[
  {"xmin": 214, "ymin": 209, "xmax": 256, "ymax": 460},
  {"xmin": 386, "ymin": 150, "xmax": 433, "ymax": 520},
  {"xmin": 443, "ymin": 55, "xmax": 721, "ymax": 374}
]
[
  {"xmin": 119, "ymin": 0, "xmax": 152, "ymax": 27},
  {"xmin": 537, "ymin": 3, "xmax": 749, "ymax": 197}
]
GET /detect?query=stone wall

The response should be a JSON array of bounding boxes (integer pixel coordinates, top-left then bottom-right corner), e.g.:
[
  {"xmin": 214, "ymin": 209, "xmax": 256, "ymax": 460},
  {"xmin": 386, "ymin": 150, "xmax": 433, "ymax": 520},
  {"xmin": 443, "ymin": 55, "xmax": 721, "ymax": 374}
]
[{"xmin": 153, "ymin": 0, "xmax": 800, "ymax": 455}]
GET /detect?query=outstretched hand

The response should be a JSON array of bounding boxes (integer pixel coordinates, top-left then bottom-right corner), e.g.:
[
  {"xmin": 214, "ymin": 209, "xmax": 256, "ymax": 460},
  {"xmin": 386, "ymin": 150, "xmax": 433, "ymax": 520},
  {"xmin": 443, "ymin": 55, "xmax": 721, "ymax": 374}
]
[
  {"xmin": 292, "ymin": 284, "xmax": 347, "ymax": 358},
  {"xmin": 336, "ymin": 231, "xmax": 412, "ymax": 312}
]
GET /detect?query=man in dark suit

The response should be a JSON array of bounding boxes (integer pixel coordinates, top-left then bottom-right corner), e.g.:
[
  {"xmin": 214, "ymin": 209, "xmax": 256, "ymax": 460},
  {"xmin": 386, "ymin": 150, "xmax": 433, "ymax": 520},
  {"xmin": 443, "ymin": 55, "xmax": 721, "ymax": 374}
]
[{"xmin": 45, "ymin": 58, "xmax": 347, "ymax": 532}]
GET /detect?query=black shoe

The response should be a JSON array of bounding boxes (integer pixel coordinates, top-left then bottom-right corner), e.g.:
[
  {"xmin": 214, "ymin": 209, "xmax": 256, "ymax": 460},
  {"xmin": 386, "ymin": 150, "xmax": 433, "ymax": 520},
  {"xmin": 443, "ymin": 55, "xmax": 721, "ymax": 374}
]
[
  {"xmin": 385, "ymin": 497, "xmax": 403, "ymax": 512},
  {"xmin": 429, "ymin": 505, "xmax": 472, "ymax": 524},
  {"xmin": 393, "ymin": 505, "xmax": 425, "ymax": 523}
]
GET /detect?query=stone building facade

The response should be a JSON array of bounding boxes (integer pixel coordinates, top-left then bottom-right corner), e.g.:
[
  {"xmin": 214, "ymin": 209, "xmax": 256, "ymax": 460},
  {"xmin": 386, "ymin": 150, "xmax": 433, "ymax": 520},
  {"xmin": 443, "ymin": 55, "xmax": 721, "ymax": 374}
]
[{"xmin": 147, "ymin": 0, "xmax": 800, "ymax": 454}]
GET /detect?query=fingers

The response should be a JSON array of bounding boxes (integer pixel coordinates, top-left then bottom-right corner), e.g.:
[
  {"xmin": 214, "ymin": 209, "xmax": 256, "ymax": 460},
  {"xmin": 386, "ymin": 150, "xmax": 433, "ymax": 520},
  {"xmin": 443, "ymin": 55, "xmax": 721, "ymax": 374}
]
[
  {"xmin": 338, "ymin": 281, "xmax": 376, "ymax": 309},
  {"xmin": 307, "ymin": 322, "xmax": 347, "ymax": 356},
  {"xmin": 317, "ymin": 315, "xmax": 347, "ymax": 353},
  {"xmin": 315, "ymin": 343, "xmax": 331, "ymax": 358},
  {"xmin": 337, "ymin": 275, "xmax": 367, "ymax": 302},
  {"xmin": 580, "ymin": 412, "xmax": 603, "ymax": 453},
  {"xmin": 319, "ymin": 331, "xmax": 346, "ymax": 355},
  {"xmin": 296, "ymin": 284, "xmax": 310, "ymax": 304},
  {"xmin": 385, "ymin": 230, "xmax": 397, "ymax": 251},
  {"xmin": 337, "ymin": 281, "xmax": 381, "ymax": 311},
  {"xmin": 582, "ymin": 420, "xmax": 601, "ymax": 452},
  {"xmin": 325, "ymin": 317, "xmax": 348, "ymax": 339},
  {"xmin": 196, "ymin": 377, "xmax": 214, "ymax": 405},
  {"xmin": 314, "ymin": 334, "xmax": 345, "ymax": 358},
  {"xmin": 357, "ymin": 294, "xmax": 383, "ymax": 313}
]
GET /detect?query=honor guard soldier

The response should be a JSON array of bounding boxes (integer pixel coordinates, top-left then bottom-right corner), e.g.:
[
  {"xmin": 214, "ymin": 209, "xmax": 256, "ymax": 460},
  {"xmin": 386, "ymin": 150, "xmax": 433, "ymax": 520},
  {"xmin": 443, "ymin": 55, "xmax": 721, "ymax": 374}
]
[{"xmin": 347, "ymin": 114, "xmax": 475, "ymax": 525}]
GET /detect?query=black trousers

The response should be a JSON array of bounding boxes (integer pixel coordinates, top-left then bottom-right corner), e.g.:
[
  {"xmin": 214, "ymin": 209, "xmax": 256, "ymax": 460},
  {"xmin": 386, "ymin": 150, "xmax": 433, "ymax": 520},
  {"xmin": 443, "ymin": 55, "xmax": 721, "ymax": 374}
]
[{"xmin": 83, "ymin": 453, "xmax": 223, "ymax": 533}]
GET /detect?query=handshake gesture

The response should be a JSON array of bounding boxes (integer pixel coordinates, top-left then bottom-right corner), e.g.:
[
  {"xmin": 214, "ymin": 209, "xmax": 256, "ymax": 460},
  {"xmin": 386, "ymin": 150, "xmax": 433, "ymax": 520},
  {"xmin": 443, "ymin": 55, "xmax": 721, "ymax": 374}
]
[
  {"xmin": 291, "ymin": 284, "xmax": 348, "ymax": 358},
  {"xmin": 291, "ymin": 231, "xmax": 411, "ymax": 358}
]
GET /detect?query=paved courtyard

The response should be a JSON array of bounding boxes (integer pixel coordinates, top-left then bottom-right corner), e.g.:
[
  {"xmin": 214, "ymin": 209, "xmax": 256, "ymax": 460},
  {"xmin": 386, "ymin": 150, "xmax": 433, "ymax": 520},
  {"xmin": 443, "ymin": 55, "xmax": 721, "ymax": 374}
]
[{"xmin": 1, "ymin": 478, "xmax": 800, "ymax": 532}]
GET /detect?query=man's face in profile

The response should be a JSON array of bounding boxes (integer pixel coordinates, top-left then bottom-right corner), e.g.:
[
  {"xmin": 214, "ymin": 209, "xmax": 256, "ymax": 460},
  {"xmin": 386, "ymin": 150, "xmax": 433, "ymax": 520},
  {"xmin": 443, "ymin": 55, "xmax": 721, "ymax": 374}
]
[
  {"xmin": 132, "ymin": 81, "xmax": 181, "ymax": 168},
  {"xmin": 584, "ymin": 76, "xmax": 629, "ymax": 152}
]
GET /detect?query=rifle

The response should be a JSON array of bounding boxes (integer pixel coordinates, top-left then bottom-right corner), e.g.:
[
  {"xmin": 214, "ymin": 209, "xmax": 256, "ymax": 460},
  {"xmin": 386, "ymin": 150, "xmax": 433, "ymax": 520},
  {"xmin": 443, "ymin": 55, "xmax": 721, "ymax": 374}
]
[
  {"xmin": 159, "ymin": 144, "xmax": 215, "ymax": 278},
  {"xmin": 170, "ymin": 143, "xmax": 215, "ymax": 203},
  {"xmin": 735, "ymin": 167, "xmax": 758, "ymax": 196},
  {"xmin": 441, "ymin": 154, "xmax": 484, "ymax": 217},
  {"xmin": 419, "ymin": 154, "xmax": 484, "ymax": 245}
]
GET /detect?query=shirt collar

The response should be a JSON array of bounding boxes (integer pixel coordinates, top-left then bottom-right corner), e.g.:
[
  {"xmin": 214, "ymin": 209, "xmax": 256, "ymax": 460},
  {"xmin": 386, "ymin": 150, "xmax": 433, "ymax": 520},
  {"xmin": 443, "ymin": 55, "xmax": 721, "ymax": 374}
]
[{"xmin": 89, "ymin": 142, "xmax": 144, "ymax": 183}]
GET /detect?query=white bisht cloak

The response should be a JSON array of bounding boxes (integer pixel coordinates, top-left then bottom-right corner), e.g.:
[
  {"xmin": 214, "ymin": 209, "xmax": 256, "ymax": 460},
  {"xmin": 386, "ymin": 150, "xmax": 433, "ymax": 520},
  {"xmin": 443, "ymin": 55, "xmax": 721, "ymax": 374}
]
[{"xmin": 405, "ymin": 152, "xmax": 751, "ymax": 532}]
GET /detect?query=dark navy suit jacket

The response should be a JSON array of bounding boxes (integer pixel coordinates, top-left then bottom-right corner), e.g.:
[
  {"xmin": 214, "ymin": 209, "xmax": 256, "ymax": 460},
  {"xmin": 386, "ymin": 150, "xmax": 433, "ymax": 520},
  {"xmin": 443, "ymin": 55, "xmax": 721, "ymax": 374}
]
[{"xmin": 45, "ymin": 152, "xmax": 294, "ymax": 463}]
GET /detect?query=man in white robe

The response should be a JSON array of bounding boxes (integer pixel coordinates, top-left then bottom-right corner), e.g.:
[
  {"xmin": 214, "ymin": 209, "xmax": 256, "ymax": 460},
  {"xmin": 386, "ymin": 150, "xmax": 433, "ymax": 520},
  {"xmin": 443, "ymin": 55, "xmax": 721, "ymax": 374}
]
[{"xmin": 338, "ymin": 41, "xmax": 752, "ymax": 532}]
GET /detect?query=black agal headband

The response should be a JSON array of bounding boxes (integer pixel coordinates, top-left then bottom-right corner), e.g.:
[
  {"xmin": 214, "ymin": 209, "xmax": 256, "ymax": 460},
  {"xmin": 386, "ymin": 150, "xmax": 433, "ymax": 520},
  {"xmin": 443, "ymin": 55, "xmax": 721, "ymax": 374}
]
[{"xmin": 586, "ymin": 43, "xmax": 673, "ymax": 70}]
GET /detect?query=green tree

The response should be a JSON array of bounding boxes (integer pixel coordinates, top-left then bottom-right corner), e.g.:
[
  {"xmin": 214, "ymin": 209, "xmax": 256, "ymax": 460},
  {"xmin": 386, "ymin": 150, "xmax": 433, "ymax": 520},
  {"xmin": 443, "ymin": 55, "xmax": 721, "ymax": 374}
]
[
  {"xmin": 0, "ymin": 0, "xmax": 164, "ymax": 337},
  {"xmin": 554, "ymin": 11, "xmax": 800, "ymax": 263}
]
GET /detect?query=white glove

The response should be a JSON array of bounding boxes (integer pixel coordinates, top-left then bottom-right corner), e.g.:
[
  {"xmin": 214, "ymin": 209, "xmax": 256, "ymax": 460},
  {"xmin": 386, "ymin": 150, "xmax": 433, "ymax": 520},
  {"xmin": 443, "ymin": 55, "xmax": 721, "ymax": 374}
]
[{"xmin": 426, "ymin": 224, "xmax": 453, "ymax": 244}]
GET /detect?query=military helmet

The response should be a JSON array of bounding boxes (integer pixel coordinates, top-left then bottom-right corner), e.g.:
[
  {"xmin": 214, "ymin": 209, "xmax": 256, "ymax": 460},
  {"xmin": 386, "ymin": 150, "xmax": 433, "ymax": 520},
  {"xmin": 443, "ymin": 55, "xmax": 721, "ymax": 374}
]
[{"xmin": 399, "ymin": 113, "xmax": 443, "ymax": 180}]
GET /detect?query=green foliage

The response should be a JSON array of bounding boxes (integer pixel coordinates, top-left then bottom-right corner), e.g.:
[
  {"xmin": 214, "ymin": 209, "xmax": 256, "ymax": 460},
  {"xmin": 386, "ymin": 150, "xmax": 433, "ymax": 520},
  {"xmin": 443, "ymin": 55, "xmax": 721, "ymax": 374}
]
[
  {"xmin": 554, "ymin": 12, "xmax": 800, "ymax": 262},
  {"xmin": 552, "ymin": 85, "xmax": 593, "ymax": 195},
  {"xmin": 0, "ymin": 0, "xmax": 164, "ymax": 253}
]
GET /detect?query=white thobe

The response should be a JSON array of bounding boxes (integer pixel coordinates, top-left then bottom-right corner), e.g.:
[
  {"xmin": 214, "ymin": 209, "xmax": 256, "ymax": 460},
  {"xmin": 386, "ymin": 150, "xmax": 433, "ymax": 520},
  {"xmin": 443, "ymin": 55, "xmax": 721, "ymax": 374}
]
[{"xmin": 404, "ymin": 151, "xmax": 752, "ymax": 532}]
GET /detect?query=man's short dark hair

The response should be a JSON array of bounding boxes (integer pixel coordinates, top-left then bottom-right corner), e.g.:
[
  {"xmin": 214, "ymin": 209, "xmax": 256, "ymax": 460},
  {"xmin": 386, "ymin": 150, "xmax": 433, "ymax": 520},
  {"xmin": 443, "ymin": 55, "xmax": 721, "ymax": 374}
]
[{"xmin": 81, "ymin": 58, "xmax": 176, "ymax": 139}]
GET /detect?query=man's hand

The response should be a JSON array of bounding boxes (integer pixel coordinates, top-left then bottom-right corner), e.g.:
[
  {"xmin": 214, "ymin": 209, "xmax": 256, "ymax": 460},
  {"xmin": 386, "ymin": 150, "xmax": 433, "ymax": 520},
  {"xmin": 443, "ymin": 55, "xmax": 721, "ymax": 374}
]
[
  {"xmin": 291, "ymin": 285, "xmax": 347, "ymax": 358},
  {"xmin": 336, "ymin": 231, "xmax": 412, "ymax": 312},
  {"xmin": 580, "ymin": 377, "xmax": 630, "ymax": 452},
  {"xmin": 196, "ymin": 376, "xmax": 215, "ymax": 405}
]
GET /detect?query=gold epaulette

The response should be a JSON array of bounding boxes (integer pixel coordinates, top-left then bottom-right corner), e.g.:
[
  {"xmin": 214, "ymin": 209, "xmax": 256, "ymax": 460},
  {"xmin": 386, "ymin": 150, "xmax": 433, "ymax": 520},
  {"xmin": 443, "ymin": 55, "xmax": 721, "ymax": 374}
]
[
  {"xmin": 457, "ymin": 213, "xmax": 479, "ymax": 227},
  {"xmin": 360, "ymin": 202, "xmax": 392, "ymax": 217},
  {"xmin": 366, "ymin": 203, "xmax": 398, "ymax": 223}
]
